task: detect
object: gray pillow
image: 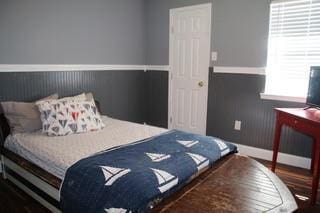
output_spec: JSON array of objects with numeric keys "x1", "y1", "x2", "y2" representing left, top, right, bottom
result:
[{"x1": 1, "y1": 94, "x2": 58, "y2": 133}]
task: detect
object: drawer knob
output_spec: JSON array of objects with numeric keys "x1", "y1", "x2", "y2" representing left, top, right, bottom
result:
[{"x1": 294, "y1": 120, "x2": 298, "y2": 124}]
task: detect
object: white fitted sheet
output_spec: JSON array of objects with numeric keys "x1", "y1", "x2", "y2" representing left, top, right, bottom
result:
[{"x1": 4, "y1": 116, "x2": 168, "y2": 179}]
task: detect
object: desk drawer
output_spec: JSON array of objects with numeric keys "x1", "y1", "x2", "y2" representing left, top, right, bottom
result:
[{"x1": 279, "y1": 113, "x2": 318, "y2": 135}]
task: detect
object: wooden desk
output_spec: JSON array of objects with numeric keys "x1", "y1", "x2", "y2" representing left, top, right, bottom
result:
[
  {"x1": 157, "y1": 155, "x2": 297, "y2": 212},
  {"x1": 271, "y1": 108, "x2": 320, "y2": 205}
]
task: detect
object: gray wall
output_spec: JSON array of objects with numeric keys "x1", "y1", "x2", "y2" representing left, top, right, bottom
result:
[
  {"x1": 145, "y1": 0, "x2": 270, "y2": 67},
  {"x1": 0, "y1": 0, "x2": 146, "y2": 64}
]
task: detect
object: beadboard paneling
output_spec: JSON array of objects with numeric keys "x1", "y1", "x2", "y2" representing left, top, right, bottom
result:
[
  {"x1": 207, "y1": 68, "x2": 312, "y2": 158},
  {"x1": 0, "y1": 71, "x2": 146, "y2": 124},
  {"x1": 0, "y1": 69, "x2": 313, "y2": 158},
  {"x1": 145, "y1": 71, "x2": 169, "y2": 128},
  {"x1": 143, "y1": 68, "x2": 313, "y2": 158}
]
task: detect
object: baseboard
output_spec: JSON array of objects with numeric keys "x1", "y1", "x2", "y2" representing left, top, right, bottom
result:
[{"x1": 234, "y1": 143, "x2": 311, "y2": 169}]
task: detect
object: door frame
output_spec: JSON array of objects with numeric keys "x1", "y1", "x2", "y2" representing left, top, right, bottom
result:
[{"x1": 168, "y1": 3, "x2": 212, "y2": 133}]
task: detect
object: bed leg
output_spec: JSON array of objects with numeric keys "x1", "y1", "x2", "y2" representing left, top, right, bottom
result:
[{"x1": 1, "y1": 155, "x2": 7, "y2": 179}]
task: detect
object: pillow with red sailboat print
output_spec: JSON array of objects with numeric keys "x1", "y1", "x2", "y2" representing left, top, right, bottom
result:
[{"x1": 36, "y1": 99, "x2": 105, "y2": 136}]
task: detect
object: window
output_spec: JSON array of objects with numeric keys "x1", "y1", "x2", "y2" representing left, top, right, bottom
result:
[{"x1": 265, "y1": 0, "x2": 320, "y2": 100}]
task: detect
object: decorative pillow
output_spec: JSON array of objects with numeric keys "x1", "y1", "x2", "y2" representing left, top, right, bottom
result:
[
  {"x1": 59, "y1": 93, "x2": 86, "y2": 101},
  {"x1": 1, "y1": 94, "x2": 59, "y2": 133},
  {"x1": 85, "y1": 92, "x2": 94, "y2": 101},
  {"x1": 37, "y1": 99, "x2": 105, "y2": 136}
]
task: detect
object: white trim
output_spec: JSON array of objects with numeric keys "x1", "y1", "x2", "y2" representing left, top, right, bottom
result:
[
  {"x1": 272, "y1": 0, "x2": 296, "y2": 4},
  {"x1": 145, "y1": 65, "x2": 170, "y2": 71},
  {"x1": 234, "y1": 143, "x2": 311, "y2": 169},
  {"x1": 168, "y1": 9, "x2": 174, "y2": 130},
  {"x1": 0, "y1": 64, "x2": 147, "y2": 72},
  {"x1": 6, "y1": 174, "x2": 61, "y2": 213},
  {"x1": 3, "y1": 157, "x2": 60, "y2": 201},
  {"x1": 260, "y1": 93, "x2": 306, "y2": 103},
  {"x1": 213, "y1": 66, "x2": 266, "y2": 75},
  {"x1": 0, "y1": 64, "x2": 172, "y2": 72}
]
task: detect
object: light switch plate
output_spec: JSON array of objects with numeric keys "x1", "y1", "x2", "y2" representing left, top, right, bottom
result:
[
  {"x1": 211, "y1": 52, "x2": 217, "y2": 61},
  {"x1": 234, "y1": 120, "x2": 241, "y2": 131}
]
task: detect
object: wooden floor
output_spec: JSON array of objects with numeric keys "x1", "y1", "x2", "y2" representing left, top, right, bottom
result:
[
  {"x1": 256, "y1": 159, "x2": 320, "y2": 213},
  {"x1": 0, "y1": 159, "x2": 320, "y2": 212}
]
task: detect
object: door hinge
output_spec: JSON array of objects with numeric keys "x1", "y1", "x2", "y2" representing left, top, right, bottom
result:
[
  {"x1": 170, "y1": 117, "x2": 173, "y2": 123},
  {"x1": 171, "y1": 26, "x2": 174, "y2": 34},
  {"x1": 171, "y1": 73, "x2": 173, "y2": 80}
]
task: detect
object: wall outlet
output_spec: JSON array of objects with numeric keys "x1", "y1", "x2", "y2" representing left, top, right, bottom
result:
[
  {"x1": 211, "y1": 52, "x2": 217, "y2": 61},
  {"x1": 234, "y1": 120, "x2": 241, "y2": 131}
]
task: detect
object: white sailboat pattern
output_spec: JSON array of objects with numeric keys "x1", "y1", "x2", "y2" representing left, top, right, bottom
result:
[
  {"x1": 146, "y1": 153, "x2": 171, "y2": 162},
  {"x1": 215, "y1": 139, "x2": 230, "y2": 157},
  {"x1": 177, "y1": 140, "x2": 199, "y2": 148},
  {"x1": 104, "y1": 208, "x2": 131, "y2": 213},
  {"x1": 100, "y1": 166, "x2": 131, "y2": 186},
  {"x1": 151, "y1": 168, "x2": 178, "y2": 193},
  {"x1": 186, "y1": 153, "x2": 210, "y2": 171}
]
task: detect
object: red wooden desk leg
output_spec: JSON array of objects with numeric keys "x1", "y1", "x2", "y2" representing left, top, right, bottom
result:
[
  {"x1": 271, "y1": 115, "x2": 282, "y2": 172},
  {"x1": 311, "y1": 138, "x2": 320, "y2": 205},
  {"x1": 311, "y1": 139, "x2": 316, "y2": 173}
]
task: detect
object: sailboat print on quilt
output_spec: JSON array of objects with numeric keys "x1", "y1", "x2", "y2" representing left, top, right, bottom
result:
[
  {"x1": 215, "y1": 139, "x2": 230, "y2": 157},
  {"x1": 176, "y1": 140, "x2": 199, "y2": 147},
  {"x1": 151, "y1": 168, "x2": 178, "y2": 193},
  {"x1": 104, "y1": 208, "x2": 131, "y2": 213},
  {"x1": 146, "y1": 153, "x2": 171, "y2": 162},
  {"x1": 186, "y1": 153, "x2": 210, "y2": 171},
  {"x1": 100, "y1": 166, "x2": 131, "y2": 186}
]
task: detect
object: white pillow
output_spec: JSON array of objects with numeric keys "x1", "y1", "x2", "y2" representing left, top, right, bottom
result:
[
  {"x1": 37, "y1": 99, "x2": 105, "y2": 136},
  {"x1": 59, "y1": 93, "x2": 86, "y2": 101},
  {"x1": 58, "y1": 92, "x2": 94, "y2": 101},
  {"x1": 85, "y1": 92, "x2": 94, "y2": 101}
]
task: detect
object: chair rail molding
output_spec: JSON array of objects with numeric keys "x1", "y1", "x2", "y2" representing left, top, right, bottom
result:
[
  {"x1": 214, "y1": 66, "x2": 266, "y2": 75},
  {"x1": 0, "y1": 64, "x2": 150, "y2": 72}
]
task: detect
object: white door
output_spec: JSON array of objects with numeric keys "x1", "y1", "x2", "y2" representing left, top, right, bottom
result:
[{"x1": 169, "y1": 3, "x2": 211, "y2": 135}]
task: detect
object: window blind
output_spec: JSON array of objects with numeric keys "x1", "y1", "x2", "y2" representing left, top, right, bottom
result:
[{"x1": 265, "y1": 0, "x2": 320, "y2": 98}]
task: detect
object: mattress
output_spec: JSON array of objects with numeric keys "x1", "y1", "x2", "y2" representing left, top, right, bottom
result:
[{"x1": 4, "y1": 116, "x2": 168, "y2": 179}]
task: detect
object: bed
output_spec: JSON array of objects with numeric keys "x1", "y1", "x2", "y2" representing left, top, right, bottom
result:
[{"x1": 0, "y1": 106, "x2": 297, "y2": 212}]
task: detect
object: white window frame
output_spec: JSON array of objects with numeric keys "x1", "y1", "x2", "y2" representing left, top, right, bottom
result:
[{"x1": 261, "y1": 0, "x2": 320, "y2": 103}]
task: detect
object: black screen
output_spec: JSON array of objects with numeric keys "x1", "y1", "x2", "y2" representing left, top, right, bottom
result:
[{"x1": 307, "y1": 67, "x2": 320, "y2": 107}]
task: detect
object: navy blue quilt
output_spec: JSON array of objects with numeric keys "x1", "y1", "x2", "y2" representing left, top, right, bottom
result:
[{"x1": 60, "y1": 130, "x2": 237, "y2": 213}]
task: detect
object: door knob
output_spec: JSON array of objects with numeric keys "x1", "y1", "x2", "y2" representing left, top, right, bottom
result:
[{"x1": 198, "y1": 81, "x2": 204, "y2": 87}]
